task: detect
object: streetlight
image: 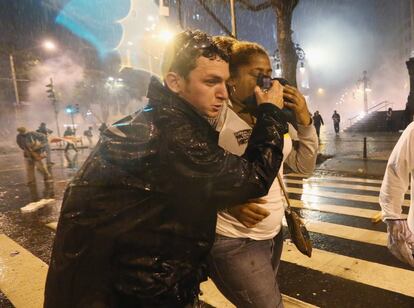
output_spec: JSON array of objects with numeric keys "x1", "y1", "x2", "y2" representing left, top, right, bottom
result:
[
  {"x1": 43, "y1": 40, "x2": 57, "y2": 51},
  {"x1": 9, "y1": 39, "x2": 58, "y2": 117},
  {"x1": 295, "y1": 43, "x2": 306, "y2": 73},
  {"x1": 357, "y1": 70, "x2": 370, "y2": 113},
  {"x1": 272, "y1": 43, "x2": 306, "y2": 77},
  {"x1": 271, "y1": 49, "x2": 282, "y2": 78},
  {"x1": 158, "y1": 30, "x2": 174, "y2": 43}
]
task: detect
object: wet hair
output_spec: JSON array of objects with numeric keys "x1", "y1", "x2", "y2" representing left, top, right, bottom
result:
[
  {"x1": 213, "y1": 36, "x2": 238, "y2": 55},
  {"x1": 17, "y1": 127, "x2": 27, "y2": 133},
  {"x1": 227, "y1": 41, "x2": 269, "y2": 77},
  {"x1": 161, "y1": 30, "x2": 229, "y2": 79}
]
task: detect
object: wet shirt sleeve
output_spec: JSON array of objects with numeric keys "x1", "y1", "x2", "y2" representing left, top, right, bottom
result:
[
  {"x1": 284, "y1": 123, "x2": 318, "y2": 175},
  {"x1": 380, "y1": 123, "x2": 414, "y2": 220}
]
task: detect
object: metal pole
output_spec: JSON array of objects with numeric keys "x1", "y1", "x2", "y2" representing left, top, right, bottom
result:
[
  {"x1": 54, "y1": 103, "x2": 61, "y2": 137},
  {"x1": 230, "y1": 0, "x2": 237, "y2": 38},
  {"x1": 363, "y1": 71, "x2": 368, "y2": 113},
  {"x1": 363, "y1": 137, "x2": 367, "y2": 159},
  {"x1": 49, "y1": 78, "x2": 61, "y2": 137},
  {"x1": 9, "y1": 54, "x2": 20, "y2": 121},
  {"x1": 70, "y1": 112, "x2": 75, "y2": 134}
]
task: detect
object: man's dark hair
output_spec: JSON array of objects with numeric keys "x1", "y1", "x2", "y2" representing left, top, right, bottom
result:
[{"x1": 162, "y1": 30, "x2": 229, "y2": 78}]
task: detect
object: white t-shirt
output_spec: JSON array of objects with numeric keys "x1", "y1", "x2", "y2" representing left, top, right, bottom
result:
[{"x1": 216, "y1": 108, "x2": 292, "y2": 240}]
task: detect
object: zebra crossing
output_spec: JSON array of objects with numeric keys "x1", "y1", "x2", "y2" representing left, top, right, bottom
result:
[
  {"x1": 0, "y1": 173, "x2": 413, "y2": 307},
  {"x1": 280, "y1": 173, "x2": 414, "y2": 307}
]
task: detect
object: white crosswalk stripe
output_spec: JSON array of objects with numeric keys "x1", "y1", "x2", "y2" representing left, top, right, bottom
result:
[
  {"x1": 282, "y1": 245, "x2": 414, "y2": 298},
  {"x1": 287, "y1": 186, "x2": 410, "y2": 206},
  {"x1": 286, "y1": 173, "x2": 384, "y2": 184},
  {"x1": 286, "y1": 178, "x2": 382, "y2": 192},
  {"x1": 0, "y1": 234, "x2": 46, "y2": 308},
  {"x1": 281, "y1": 173, "x2": 414, "y2": 300},
  {"x1": 282, "y1": 220, "x2": 387, "y2": 246},
  {"x1": 290, "y1": 199, "x2": 394, "y2": 219}
]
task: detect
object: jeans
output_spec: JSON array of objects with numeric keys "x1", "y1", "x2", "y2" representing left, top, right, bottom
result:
[{"x1": 207, "y1": 231, "x2": 284, "y2": 308}]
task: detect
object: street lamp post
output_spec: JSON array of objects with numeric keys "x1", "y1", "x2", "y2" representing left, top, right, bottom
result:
[
  {"x1": 9, "y1": 40, "x2": 58, "y2": 126},
  {"x1": 46, "y1": 78, "x2": 61, "y2": 137},
  {"x1": 272, "y1": 43, "x2": 306, "y2": 78},
  {"x1": 9, "y1": 54, "x2": 20, "y2": 119},
  {"x1": 271, "y1": 49, "x2": 282, "y2": 77},
  {"x1": 295, "y1": 43, "x2": 306, "y2": 73},
  {"x1": 358, "y1": 70, "x2": 370, "y2": 113}
]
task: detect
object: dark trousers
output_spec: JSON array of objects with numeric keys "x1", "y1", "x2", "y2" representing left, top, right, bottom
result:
[
  {"x1": 334, "y1": 122, "x2": 340, "y2": 133},
  {"x1": 314, "y1": 124, "x2": 321, "y2": 137},
  {"x1": 386, "y1": 120, "x2": 392, "y2": 131}
]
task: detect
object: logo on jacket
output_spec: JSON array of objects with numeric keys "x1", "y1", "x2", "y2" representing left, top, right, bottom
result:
[{"x1": 234, "y1": 129, "x2": 252, "y2": 145}]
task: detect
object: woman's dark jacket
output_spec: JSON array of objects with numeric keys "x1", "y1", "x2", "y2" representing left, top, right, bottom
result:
[{"x1": 44, "y1": 77, "x2": 288, "y2": 307}]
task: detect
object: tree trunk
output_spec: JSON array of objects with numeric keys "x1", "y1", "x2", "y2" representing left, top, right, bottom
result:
[{"x1": 272, "y1": 0, "x2": 298, "y2": 87}]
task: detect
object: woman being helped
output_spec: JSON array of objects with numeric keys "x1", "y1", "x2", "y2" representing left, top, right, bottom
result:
[{"x1": 208, "y1": 38, "x2": 318, "y2": 308}]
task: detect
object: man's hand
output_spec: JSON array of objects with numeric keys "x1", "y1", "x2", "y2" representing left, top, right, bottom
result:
[
  {"x1": 283, "y1": 85, "x2": 311, "y2": 125},
  {"x1": 228, "y1": 198, "x2": 270, "y2": 228},
  {"x1": 386, "y1": 219, "x2": 414, "y2": 267}
]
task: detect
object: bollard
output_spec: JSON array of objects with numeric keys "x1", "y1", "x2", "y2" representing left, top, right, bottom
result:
[{"x1": 363, "y1": 137, "x2": 367, "y2": 159}]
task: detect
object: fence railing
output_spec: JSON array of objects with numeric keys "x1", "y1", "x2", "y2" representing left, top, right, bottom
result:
[{"x1": 348, "y1": 101, "x2": 393, "y2": 127}]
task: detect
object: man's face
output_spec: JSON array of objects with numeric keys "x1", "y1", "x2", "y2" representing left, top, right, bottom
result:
[{"x1": 177, "y1": 56, "x2": 229, "y2": 118}]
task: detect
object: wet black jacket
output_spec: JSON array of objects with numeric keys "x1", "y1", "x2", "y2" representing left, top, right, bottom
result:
[{"x1": 44, "y1": 77, "x2": 288, "y2": 308}]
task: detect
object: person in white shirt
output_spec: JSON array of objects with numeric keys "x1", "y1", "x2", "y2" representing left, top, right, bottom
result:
[
  {"x1": 379, "y1": 122, "x2": 414, "y2": 267},
  {"x1": 207, "y1": 38, "x2": 318, "y2": 308}
]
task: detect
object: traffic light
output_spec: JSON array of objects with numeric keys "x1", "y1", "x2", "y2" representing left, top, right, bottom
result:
[
  {"x1": 65, "y1": 104, "x2": 80, "y2": 114},
  {"x1": 65, "y1": 105, "x2": 74, "y2": 114},
  {"x1": 46, "y1": 79, "x2": 57, "y2": 102}
]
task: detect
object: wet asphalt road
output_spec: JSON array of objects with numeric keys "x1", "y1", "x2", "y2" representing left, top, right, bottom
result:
[{"x1": 0, "y1": 136, "x2": 413, "y2": 307}]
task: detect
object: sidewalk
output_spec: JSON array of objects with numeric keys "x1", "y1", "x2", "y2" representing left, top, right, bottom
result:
[{"x1": 314, "y1": 130, "x2": 401, "y2": 178}]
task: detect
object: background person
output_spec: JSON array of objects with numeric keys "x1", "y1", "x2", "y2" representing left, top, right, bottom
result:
[
  {"x1": 332, "y1": 110, "x2": 341, "y2": 134},
  {"x1": 16, "y1": 127, "x2": 54, "y2": 201},
  {"x1": 386, "y1": 107, "x2": 393, "y2": 132},
  {"x1": 83, "y1": 126, "x2": 93, "y2": 148},
  {"x1": 63, "y1": 126, "x2": 78, "y2": 152},
  {"x1": 313, "y1": 110, "x2": 324, "y2": 138},
  {"x1": 36, "y1": 122, "x2": 54, "y2": 166}
]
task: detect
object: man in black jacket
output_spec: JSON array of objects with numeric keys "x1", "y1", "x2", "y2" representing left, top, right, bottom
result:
[
  {"x1": 313, "y1": 110, "x2": 324, "y2": 138},
  {"x1": 45, "y1": 30, "x2": 288, "y2": 308}
]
